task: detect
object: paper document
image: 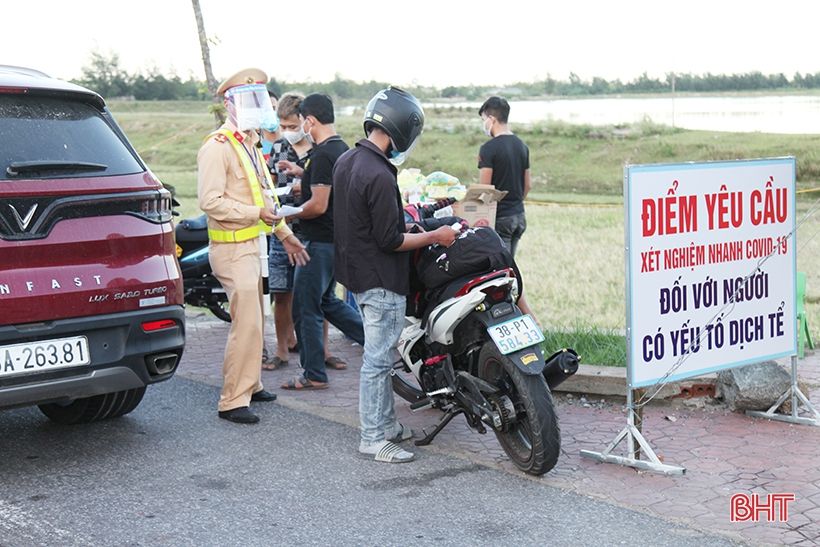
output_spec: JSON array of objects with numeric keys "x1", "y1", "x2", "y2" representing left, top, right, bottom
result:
[
  {"x1": 275, "y1": 186, "x2": 292, "y2": 197},
  {"x1": 275, "y1": 205, "x2": 303, "y2": 217}
]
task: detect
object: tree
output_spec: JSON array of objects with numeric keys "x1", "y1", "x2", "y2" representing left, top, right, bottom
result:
[
  {"x1": 191, "y1": 0, "x2": 222, "y2": 125},
  {"x1": 78, "y1": 51, "x2": 130, "y2": 98}
]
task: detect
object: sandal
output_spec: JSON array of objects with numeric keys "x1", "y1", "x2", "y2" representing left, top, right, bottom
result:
[
  {"x1": 281, "y1": 376, "x2": 328, "y2": 390},
  {"x1": 324, "y1": 356, "x2": 348, "y2": 370},
  {"x1": 358, "y1": 440, "x2": 414, "y2": 463},
  {"x1": 387, "y1": 423, "x2": 413, "y2": 443},
  {"x1": 262, "y1": 356, "x2": 288, "y2": 371}
]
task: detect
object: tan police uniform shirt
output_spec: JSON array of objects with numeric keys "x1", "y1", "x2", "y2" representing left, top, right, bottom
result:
[{"x1": 197, "y1": 120, "x2": 293, "y2": 241}]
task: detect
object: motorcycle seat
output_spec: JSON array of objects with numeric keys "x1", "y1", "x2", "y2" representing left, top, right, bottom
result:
[{"x1": 180, "y1": 214, "x2": 208, "y2": 231}]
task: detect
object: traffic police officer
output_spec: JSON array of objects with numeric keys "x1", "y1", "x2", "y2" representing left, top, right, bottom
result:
[{"x1": 198, "y1": 68, "x2": 309, "y2": 424}]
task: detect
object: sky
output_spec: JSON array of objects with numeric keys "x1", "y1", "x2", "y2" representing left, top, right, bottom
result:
[{"x1": 4, "y1": 0, "x2": 820, "y2": 87}]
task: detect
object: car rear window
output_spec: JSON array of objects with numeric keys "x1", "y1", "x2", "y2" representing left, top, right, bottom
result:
[{"x1": 0, "y1": 94, "x2": 143, "y2": 180}]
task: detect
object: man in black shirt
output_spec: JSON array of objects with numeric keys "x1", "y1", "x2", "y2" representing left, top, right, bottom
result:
[
  {"x1": 334, "y1": 87, "x2": 457, "y2": 463},
  {"x1": 282, "y1": 93, "x2": 364, "y2": 391},
  {"x1": 478, "y1": 96, "x2": 531, "y2": 257}
]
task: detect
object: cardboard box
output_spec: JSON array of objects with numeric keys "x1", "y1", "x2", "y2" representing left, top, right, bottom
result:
[{"x1": 452, "y1": 184, "x2": 507, "y2": 228}]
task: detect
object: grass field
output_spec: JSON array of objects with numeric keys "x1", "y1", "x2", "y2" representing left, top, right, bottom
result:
[{"x1": 109, "y1": 100, "x2": 820, "y2": 365}]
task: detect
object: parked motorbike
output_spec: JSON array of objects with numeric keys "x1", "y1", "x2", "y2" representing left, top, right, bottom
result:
[
  {"x1": 391, "y1": 201, "x2": 578, "y2": 476},
  {"x1": 175, "y1": 215, "x2": 231, "y2": 322}
]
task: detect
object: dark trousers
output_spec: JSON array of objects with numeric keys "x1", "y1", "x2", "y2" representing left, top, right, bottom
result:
[
  {"x1": 292, "y1": 241, "x2": 364, "y2": 383},
  {"x1": 495, "y1": 212, "x2": 527, "y2": 258}
]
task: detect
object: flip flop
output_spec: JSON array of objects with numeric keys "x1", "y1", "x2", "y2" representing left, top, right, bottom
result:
[
  {"x1": 281, "y1": 376, "x2": 328, "y2": 390},
  {"x1": 262, "y1": 356, "x2": 288, "y2": 371},
  {"x1": 324, "y1": 356, "x2": 347, "y2": 370}
]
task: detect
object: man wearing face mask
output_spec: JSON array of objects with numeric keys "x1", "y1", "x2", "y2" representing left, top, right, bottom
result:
[
  {"x1": 262, "y1": 93, "x2": 310, "y2": 370},
  {"x1": 198, "y1": 68, "x2": 310, "y2": 424},
  {"x1": 260, "y1": 90, "x2": 280, "y2": 162},
  {"x1": 477, "y1": 96, "x2": 531, "y2": 258},
  {"x1": 333, "y1": 87, "x2": 458, "y2": 463},
  {"x1": 281, "y1": 93, "x2": 365, "y2": 391}
]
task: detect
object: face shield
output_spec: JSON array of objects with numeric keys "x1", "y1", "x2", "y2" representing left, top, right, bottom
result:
[{"x1": 224, "y1": 84, "x2": 278, "y2": 132}]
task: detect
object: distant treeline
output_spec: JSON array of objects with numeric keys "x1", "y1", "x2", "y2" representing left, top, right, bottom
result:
[{"x1": 74, "y1": 52, "x2": 820, "y2": 101}]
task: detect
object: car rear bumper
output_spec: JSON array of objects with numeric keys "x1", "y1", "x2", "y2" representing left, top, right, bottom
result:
[{"x1": 0, "y1": 306, "x2": 185, "y2": 410}]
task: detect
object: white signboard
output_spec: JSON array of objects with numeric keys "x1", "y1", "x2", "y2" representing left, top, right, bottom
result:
[{"x1": 626, "y1": 158, "x2": 796, "y2": 388}]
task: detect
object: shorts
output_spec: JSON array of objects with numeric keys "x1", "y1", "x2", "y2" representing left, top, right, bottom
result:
[{"x1": 268, "y1": 236, "x2": 294, "y2": 293}]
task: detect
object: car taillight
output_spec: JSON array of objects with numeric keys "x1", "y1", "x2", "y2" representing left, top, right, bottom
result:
[
  {"x1": 0, "y1": 87, "x2": 29, "y2": 94},
  {"x1": 141, "y1": 319, "x2": 177, "y2": 332},
  {"x1": 136, "y1": 189, "x2": 173, "y2": 223}
]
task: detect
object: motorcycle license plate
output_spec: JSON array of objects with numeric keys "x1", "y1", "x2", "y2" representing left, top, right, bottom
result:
[
  {"x1": 487, "y1": 315, "x2": 544, "y2": 355},
  {"x1": 0, "y1": 336, "x2": 91, "y2": 379}
]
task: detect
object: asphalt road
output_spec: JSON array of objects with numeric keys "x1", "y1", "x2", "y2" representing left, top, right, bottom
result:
[{"x1": 0, "y1": 378, "x2": 740, "y2": 547}]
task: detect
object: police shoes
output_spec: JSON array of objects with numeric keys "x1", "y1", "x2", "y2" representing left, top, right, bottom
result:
[
  {"x1": 218, "y1": 407, "x2": 260, "y2": 424},
  {"x1": 251, "y1": 389, "x2": 277, "y2": 402}
]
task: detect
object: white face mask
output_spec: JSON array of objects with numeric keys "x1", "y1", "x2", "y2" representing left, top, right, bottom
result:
[
  {"x1": 282, "y1": 127, "x2": 305, "y2": 146},
  {"x1": 482, "y1": 117, "x2": 493, "y2": 137},
  {"x1": 301, "y1": 119, "x2": 315, "y2": 144}
]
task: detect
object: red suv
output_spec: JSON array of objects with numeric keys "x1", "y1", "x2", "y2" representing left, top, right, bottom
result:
[{"x1": 0, "y1": 66, "x2": 185, "y2": 423}]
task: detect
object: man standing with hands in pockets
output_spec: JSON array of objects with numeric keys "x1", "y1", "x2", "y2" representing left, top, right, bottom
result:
[
  {"x1": 198, "y1": 68, "x2": 309, "y2": 424},
  {"x1": 334, "y1": 87, "x2": 457, "y2": 462}
]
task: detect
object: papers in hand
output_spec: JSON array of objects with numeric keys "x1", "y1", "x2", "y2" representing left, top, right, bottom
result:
[
  {"x1": 274, "y1": 205, "x2": 303, "y2": 218},
  {"x1": 275, "y1": 186, "x2": 292, "y2": 197}
]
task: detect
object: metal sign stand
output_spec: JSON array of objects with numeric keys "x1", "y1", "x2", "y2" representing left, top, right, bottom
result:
[
  {"x1": 747, "y1": 355, "x2": 820, "y2": 426},
  {"x1": 580, "y1": 389, "x2": 686, "y2": 475}
]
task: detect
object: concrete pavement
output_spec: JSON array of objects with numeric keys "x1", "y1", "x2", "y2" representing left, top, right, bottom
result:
[
  {"x1": 181, "y1": 309, "x2": 820, "y2": 546},
  {"x1": 0, "y1": 378, "x2": 735, "y2": 546}
]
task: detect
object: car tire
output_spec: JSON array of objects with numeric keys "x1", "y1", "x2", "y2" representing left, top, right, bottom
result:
[{"x1": 37, "y1": 387, "x2": 146, "y2": 425}]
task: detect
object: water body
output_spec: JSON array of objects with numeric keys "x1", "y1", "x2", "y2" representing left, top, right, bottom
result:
[{"x1": 426, "y1": 95, "x2": 820, "y2": 135}]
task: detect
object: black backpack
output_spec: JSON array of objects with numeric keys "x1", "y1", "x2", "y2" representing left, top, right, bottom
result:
[{"x1": 415, "y1": 227, "x2": 513, "y2": 290}]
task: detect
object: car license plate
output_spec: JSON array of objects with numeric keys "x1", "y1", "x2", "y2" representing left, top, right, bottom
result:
[
  {"x1": 0, "y1": 336, "x2": 91, "y2": 378},
  {"x1": 487, "y1": 315, "x2": 545, "y2": 355}
]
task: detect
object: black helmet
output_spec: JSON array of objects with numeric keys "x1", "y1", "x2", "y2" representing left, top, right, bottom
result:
[{"x1": 363, "y1": 87, "x2": 425, "y2": 156}]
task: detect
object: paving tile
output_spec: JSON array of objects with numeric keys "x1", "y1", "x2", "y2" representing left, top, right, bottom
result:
[{"x1": 178, "y1": 310, "x2": 820, "y2": 546}]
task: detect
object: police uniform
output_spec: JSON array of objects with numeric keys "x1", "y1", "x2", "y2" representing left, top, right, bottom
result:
[{"x1": 197, "y1": 68, "x2": 294, "y2": 413}]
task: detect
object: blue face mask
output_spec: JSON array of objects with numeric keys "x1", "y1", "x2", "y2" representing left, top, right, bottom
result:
[
  {"x1": 261, "y1": 111, "x2": 280, "y2": 132},
  {"x1": 388, "y1": 149, "x2": 408, "y2": 166},
  {"x1": 261, "y1": 139, "x2": 273, "y2": 156}
]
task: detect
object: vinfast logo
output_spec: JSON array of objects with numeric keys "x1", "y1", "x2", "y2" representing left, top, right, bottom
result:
[
  {"x1": 8, "y1": 203, "x2": 38, "y2": 231},
  {"x1": 730, "y1": 493, "x2": 795, "y2": 522}
]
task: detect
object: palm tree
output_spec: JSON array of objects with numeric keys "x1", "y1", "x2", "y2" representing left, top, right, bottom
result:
[{"x1": 191, "y1": 0, "x2": 223, "y2": 125}]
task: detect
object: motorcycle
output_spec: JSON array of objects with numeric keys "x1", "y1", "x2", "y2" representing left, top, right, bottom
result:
[
  {"x1": 175, "y1": 214, "x2": 231, "y2": 322},
  {"x1": 391, "y1": 201, "x2": 578, "y2": 476}
]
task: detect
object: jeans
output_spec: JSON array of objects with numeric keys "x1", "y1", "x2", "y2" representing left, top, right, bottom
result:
[
  {"x1": 354, "y1": 288, "x2": 405, "y2": 444},
  {"x1": 268, "y1": 236, "x2": 294, "y2": 293},
  {"x1": 293, "y1": 241, "x2": 364, "y2": 383},
  {"x1": 495, "y1": 211, "x2": 527, "y2": 258}
]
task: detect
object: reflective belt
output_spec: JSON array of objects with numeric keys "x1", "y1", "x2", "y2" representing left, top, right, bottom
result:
[{"x1": 206, "y1": 129, "x2": 284, "y2": 243}]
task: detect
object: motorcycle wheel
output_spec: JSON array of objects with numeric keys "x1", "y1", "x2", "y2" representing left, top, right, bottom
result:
[
  {"x1": 477, "y1": 343, "x2": 560, "y2": 476},
  {"x1": 207, "y1": 301, "x2": 231, "y2": 323}
]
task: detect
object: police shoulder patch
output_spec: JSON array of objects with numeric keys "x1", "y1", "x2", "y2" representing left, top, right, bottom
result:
[{"x1": 213, "y1": 133, "x2": 228, "y2": 143}]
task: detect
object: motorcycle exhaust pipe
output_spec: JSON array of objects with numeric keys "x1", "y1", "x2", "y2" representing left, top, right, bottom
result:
[{"x1": 543, "y1": 348, "x2": 579, "y2": 390}]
